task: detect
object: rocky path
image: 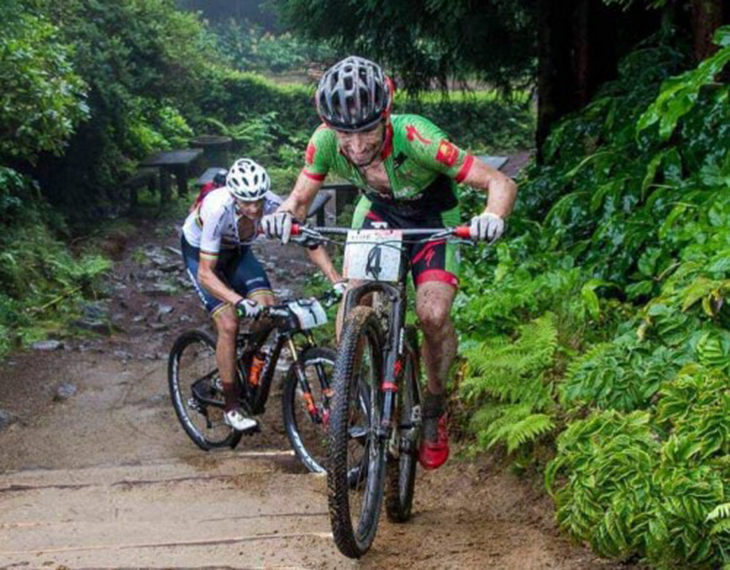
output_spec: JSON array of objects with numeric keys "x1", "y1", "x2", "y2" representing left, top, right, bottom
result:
[{"x1": 0, "y1": 215, "x2": 623, "y2": 569}]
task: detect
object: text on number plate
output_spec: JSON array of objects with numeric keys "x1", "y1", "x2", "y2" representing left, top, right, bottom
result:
[{"x1": 343, "y1": 230, "x2": 403, "y2": 282}]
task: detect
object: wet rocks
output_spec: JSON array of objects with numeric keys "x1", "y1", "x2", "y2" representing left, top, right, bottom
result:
[
  {"x1": 31, "y1": 340, "x2": 64, "y2": 351},
  {"x1": 74, "y1": 301, "x2": 112, "y2": 335},
  {"x1": 113, "y1": 349, "x2": 133, "y2": 361},
  {"x1": 0, "y1": 409, "x2": 15, "y2": 431},
  {"x1": 142, "y1": 282, "x2": 178, "y2": 297},
  {"x1": 54, "y1": 382, "x2": 78, "y2": 402},
  {"x1": 156, "y1": 304, "x2": 174, "y2": 320}
]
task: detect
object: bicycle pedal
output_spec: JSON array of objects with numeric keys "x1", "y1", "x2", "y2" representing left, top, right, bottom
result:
[{"x1": 243, "y1": 422, "x2": 262, "y2": 436}]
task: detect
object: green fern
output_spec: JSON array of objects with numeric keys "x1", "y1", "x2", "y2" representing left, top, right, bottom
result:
[
  {"x1": 463, "y1": 312, "x2": 559, "y2": 452},
  {"x1": 506, "y1": 414, "x2": 555, "y2": 453}
]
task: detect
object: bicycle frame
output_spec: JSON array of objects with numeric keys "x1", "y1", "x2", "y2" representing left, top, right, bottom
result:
[{"x1": 236, "y1": 325, "x2": 318, "y2": 415}]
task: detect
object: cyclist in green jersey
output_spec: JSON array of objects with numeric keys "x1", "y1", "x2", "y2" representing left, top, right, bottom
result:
[{"x1": 262, "y1": 56, "x2": 518, "y2": 470}]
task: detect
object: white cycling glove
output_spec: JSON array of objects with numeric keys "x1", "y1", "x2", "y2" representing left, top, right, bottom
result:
[
  {"x1": 235, "y1": 298, "x2": 261, "y2": 320},
  {"x1": 469, "y1": 212, "x2": 505, "y2": 243},
  {"x1": 261, "y1": 212, "x2": 293, "y2": 244}
]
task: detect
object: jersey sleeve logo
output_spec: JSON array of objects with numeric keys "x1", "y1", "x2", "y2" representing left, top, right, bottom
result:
[
  {"x1": 406, "y1": 125, "x2": 432, "y2": 145},
  {"x1": 435, "y1": 140, "x2": 459, "y2": 167},
  {"x1": 305, "y1": 142, "x2": 316, "y2": 165}
]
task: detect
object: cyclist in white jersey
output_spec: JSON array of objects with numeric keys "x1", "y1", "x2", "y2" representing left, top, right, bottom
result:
[{"x1": 181, "y1": 158, "x2": 341, "y2": 431}]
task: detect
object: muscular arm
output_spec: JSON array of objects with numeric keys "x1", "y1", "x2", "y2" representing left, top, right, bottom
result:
[
  {"x1": 462, "y1": 158, "x2": 518, "y2": 218},
  {"x1": 198, "y1": 257, "x2": 244, "y2": 306},
  {"x1": 277, "y1": 171, "x2": 324, "y2": 221}
]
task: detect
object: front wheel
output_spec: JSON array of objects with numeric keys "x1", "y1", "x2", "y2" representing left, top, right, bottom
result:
[
  {"x1": 327, "y1": 306, "x2": 387, "y2": 558},
  {"x1": 168, "y1": 330, "x2": 242, "y2": 450},
  {"x1": 282, "y1": 347, "x2": 336, "y2": 473}
]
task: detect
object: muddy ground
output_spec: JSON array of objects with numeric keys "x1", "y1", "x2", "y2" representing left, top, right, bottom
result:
[{"x1": 0, "y1": 208, "x2": 632, "y2": 569}]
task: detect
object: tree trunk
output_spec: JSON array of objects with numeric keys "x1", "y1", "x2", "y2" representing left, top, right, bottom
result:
[
  {"x1": 536, "y1": 2, "x2": 662, "y2": 162},
  {"x1": 692, "y1": 0, "x2": 725, "y2": 62},
  {"x1": 536, "y1": 0, "x2": 578, "y2": 161}
]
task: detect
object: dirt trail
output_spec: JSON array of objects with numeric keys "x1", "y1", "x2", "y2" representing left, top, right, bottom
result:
[{"x1": 0, "y1": 215, "x2": 622, "y2": 569}]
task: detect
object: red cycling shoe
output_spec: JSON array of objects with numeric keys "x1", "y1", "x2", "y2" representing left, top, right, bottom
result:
[{"x1": 419, "y1": 414, "x2": 449, "y2": 470}]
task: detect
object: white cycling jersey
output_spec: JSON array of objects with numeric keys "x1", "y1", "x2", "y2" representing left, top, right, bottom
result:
[{"x1": 182, "y1": 188, "x2": 282, "y2": 257}]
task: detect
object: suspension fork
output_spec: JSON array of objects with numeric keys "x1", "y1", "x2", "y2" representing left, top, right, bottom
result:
[
  {"x1": 289, "y1": 332, "x2": 328, "y2": 423},
  {"x1": 379, "y1": 285, "x2": 407, "y2": 437}
]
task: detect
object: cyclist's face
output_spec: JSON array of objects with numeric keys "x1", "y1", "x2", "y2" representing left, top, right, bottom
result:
[
  {"x1": 235, "y1": 198, "x2": 264, "y2": 220},
  {"x1": 335, "y1": 122, "x2": 385, "y2": 166}
]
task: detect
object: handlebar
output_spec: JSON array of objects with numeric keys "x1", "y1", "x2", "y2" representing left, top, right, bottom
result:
[
  {"x1": 290, "y1": 224, "x2": 472, "y2": 241},
  {"x1": 256, "y1": 288, "x2": 341, "y2": 321}
]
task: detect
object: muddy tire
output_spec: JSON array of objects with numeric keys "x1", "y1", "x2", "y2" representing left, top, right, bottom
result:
[
  {"x1": 385, "y1": 326, "x2": 421, "y2": 523},
  {"x1": 168, "y1": 330, "x2": 242, "y2": 450},
  {"x1": 327, "y1": 306, "x2": 387, "y2": 558},
  {"x1": 282, "y1": 347, "x2": 336, "y2": 473}
]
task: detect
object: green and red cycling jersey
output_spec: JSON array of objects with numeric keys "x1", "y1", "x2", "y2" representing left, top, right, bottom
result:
[
  {"x1": 302, "y1": 114, "x2": 475, "y2": 287},
  {"x1": 302, "y1": 114, "x2": 474, "y2": 219}
]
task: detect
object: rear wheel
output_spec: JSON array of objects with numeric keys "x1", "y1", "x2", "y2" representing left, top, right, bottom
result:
[
  {"x1": 168, "y1": 330, "x2": 242, "y2": 450},
  {"x1": 282, "y1": 347, "x2": 336, "y2": 473},
  {"x1": 327, "y1": 306, "x2": 387, "y2": 558},
  {"x1": 385, "y1": 326, "x2": 421, "y2": 522}
]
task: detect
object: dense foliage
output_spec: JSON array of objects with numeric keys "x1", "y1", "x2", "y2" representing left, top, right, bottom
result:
[
  {"x1": 34, "y1": 0, "x2": 216, "y2": 212},
  {"x1": 276, "y1": 0, "x2": 535, "y2": 91},
  {"x1": 458, "y1": 28, "x2": 729, "y2": 568},
  {"x1": 210, "y1": 18, "x2": 335, "y2": 73},
  {"x1": 0, "y1": 1, "x2": 88, "y2": 163}
]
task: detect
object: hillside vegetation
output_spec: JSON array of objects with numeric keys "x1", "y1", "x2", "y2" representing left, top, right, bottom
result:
[{"x1": 457, "y1": 28, "x2": 729, "y2": 568}]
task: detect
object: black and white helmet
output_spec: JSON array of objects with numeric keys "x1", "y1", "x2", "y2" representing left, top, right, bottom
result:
[
  {"x1": 316, "y1": 56, "x2": 391, "y2": 132},
  {"x1": 226, "y1": 158, "x2": 270, "y2": 201}
]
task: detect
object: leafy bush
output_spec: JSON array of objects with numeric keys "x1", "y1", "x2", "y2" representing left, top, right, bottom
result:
[
  {"x1": 547, "y1": 366, "x2": 729, "y2": 567},
  {"x1": 458, "y1": 26, "x2": 730, "y2": 568},
  {"x1": 560, "y1": 338, "x2": 686, "y2": 412},
  {"x1": 0, "y1": 167, "x2": 111, "y2": 357},
  {"x1": 29, "y1": 0, "x2": 217, "y2": 216},
  {"x1": 212, "y1": 18, "x2": 335, "y2": 73},
  {"x1": 0, "y1": 1, "x2": 88, "y2": 162}
]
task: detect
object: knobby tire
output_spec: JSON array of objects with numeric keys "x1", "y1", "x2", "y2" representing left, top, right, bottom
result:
[
  {"x1": 168, "y1": 330, "x2": 242, "y2": 450},
  {"x1": 327, "y1": 306, "x2": 386, "y2": 558}
]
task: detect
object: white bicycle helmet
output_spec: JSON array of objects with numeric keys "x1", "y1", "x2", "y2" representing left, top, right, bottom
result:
[{"x1": 226, "y1": 158, "x2": 270, "y2": 201}]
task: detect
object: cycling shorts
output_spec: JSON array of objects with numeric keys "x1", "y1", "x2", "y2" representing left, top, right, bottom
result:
[
  {"x1": 181, "y1": 236, "x2": 273, "y2": 317},
  {"x1": 352, "y1": 197, "x2": 460, "y2": 288}
]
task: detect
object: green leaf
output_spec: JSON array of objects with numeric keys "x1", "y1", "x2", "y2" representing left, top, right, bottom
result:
[
  {"x1": 626, "y1": 280, "x2": 654, "y2": 300},
  {"x1": 641, "y1": 150, "x2": 667, "y2": 198}
]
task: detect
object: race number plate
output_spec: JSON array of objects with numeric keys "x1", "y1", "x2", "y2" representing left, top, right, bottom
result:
[
  {"x1": 343, "y1": 230, "x2": 403, "y2": 282},
  {"x1": 288, "y1": 298, "x2": 328, "y2": 330}
]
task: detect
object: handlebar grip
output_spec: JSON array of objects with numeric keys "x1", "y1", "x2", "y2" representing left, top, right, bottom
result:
[{"x1": 454, "y1": 226, "x2": 471, "y2": 239}]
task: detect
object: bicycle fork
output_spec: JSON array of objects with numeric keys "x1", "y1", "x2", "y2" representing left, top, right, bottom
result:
[{"x1": 291, "y1": 333, "x2": 332, "y2": 426}]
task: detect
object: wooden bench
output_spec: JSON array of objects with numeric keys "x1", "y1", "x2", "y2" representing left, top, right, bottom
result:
[
  {"x1": 125, "y1": 167, "x2": 158, "y2": 212},
  {"x1": 140, "y1": 149, "x2": 204, "y2": 208}
]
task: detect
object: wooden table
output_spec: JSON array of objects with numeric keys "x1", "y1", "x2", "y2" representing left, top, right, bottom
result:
[{"x1": 140, "y1": 149, "x2": 203, "y2": 203}]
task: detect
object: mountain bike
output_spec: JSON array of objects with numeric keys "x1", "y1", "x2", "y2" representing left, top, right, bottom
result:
[
  {"x1": 291, "y1": 224, "x2": 472, "y2": 557},
  {"x1": 168, "y1": 292, "x2": 339, "y2": 473}
]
